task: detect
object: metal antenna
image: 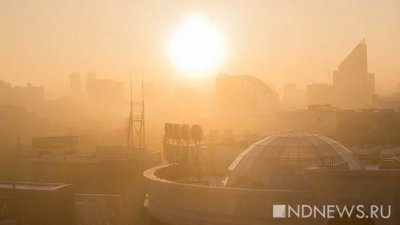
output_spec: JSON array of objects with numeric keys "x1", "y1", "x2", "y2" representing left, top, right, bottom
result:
[
  {"x1": 126, "y1": 68, "x2": 146, "y2": 153},
  {"x1": 17, "y1": 124, "x2": 20, "y2": 152},
  {"x1": 127, "y1": 70, "x2": 134, "y2": 152},
  {"x1": 141, "y1": 67, "x2": 146, "y2": 149}
]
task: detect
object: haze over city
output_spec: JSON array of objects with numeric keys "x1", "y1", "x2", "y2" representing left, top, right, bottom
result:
[
  {"x1": 1, "y1": 1, "x2": 400, "y2": 225},
  {"x1": 2, "y1": 0, "x2": 400, "y2": 95}
]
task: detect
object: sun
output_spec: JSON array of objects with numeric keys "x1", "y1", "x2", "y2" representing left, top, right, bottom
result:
[{"x1": 167, "y1": 14, "x2": 226, "y2": 77}]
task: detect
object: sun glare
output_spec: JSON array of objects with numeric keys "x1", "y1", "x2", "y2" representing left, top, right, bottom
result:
[{"x1": 167, "y1": 14, "x2": 226, "y2": 77}]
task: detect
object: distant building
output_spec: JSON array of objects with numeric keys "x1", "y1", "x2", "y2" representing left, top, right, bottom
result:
[
  {"x1": 69, "y1": 72, "x2": 81, "y2": 94},
  {"x1": 85, "y1": 76, "x2": 124, "y2": 104},
  {"x1": 307, "y1": 83, "x2": 333, "y2": 106},
  {"x1": 333, "y1": 39, "x2": 375, "y2": 109},
  {"x1": 214, "y1": 74, "x2": 278, "y2": 115},
  {"x1": 26, "y1": 149, "x2": 161, "y2": 224},
  {"x1": 0, "y1": 105, "x2": 46, "y2": 150},
  {"x1": 278, "y1": 104, "x2": 337, "y2": 133},
  {"x1": 281, "y1": 83, "x2": 306, "y2": 110},
  {"x1": 375, "y1": 93, "x2": 400, "y2": 109},
  {"x1": 0, "y1": 182, "x2": 75, "y2": 225},
  {"x1": 212, "y1": 74, "x2": 279, "y2": 131},
  {"x1": 85, "y1": 72, "x2": 96, "y2": 89},
  {"x1": 276, "y1": 106, "x2": 400, "y2": 145},
  {"x1": 336, "y1": 109, "x2": 400, "y2": 134},
  {"x1": 0, "y1": 81, "x2": 44, "y2": 108},
  {"x1": 32, "y1": 135, "x2": 79, "y2": 155}
]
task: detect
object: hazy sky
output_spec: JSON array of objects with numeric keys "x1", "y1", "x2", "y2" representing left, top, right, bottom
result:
[{"x1": 1, "y1": 0, "x2": 400, "y2": 94}]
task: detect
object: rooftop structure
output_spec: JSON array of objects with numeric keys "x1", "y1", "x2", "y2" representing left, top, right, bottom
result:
[
  {"x1": 214, "y1": 75, "x2": 278, "y2": 116},
  {"x1": 212, "y1": 74, "x2": 279, "y2": 131},
  {"x1": 223, "y1": 132, "x2": 362, "y2": 189},
  {"x1": 0, "y1": 182, "x2": 74, "y2": 225},
  {"x1": 144, "y1": 132, "x2": 400, "y2": 225}
]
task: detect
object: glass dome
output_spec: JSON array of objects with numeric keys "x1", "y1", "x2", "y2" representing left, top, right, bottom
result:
[{"x1": 223, "y1": 132, "x2": 362, "y2": 190}]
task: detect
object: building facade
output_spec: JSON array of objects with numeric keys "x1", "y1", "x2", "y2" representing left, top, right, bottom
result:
[{"x1": 333, "y1": 39, "x2": 375, "y2": 109}]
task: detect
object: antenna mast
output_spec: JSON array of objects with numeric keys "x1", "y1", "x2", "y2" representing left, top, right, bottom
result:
[
  {"x1": 126, "y1": 68, "x2": 146, "y2": 153},
  {"x1": 127, "y1": 71, "x2": 134, "y2": 152},
  {"x1": 141, "y1": 68, "x2": 146, "y2": 149}
]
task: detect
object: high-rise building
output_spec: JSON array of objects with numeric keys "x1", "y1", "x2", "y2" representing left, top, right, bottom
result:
[
  {"x1": 333, "y1": 39, "x2": 375, "y2": 109},
  {"x1": 69, "y1": 72, "x2": 81, "y2": 94}
]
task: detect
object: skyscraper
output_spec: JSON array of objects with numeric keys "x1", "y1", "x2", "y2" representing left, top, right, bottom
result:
[{"x1": 333, "y1": 39, "x2": 375, "y2": 109}]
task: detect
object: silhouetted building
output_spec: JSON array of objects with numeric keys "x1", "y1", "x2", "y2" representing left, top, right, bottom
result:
[
  {"x1": 69, "y1": 72, "x2": 81, "y2": 94},
  {"x1": 212, "y1": 74, "x2": 279, "y2": 131},
  {"x1": 32, "y1": 135, "x2": 79, "y2": 155},
  {"x1": 307, "y1": 83, "x2": 333, "y2": 106},
  {"x1": 85, "y1": 77, "x2": 124, "y2": 104},
  {"x1": 0, "y1": 182, "x2": 75, "y2": 225},
  {"x1": 375, "y1": 93, "x2": 400, "y2": 109},
  {"x1": 337, "y1": 109, "x2": 400, "y2": 134},
  {"x1": 281, "y1": 83, "x2": 306, "y2": 110},
  {"x1": 85, "y1": 73, "x2": 96, "y2": 88},
  {"x1": 0, "y1": 105, "x2": 46, "y2": 151},
  {"x1": 278, "y1": 104, "x2": 337, "y2": 133},
  {"x1": 333, "y1": 39, "x2": 375, "y2": 109},
  {"x1": 27, "y1": 150, "x2": 161, "y2": 224},
  {"x1": 277, "y1": 107, "x2": 400, "y2": 145},
  {"x1": 214, "y1": 74, "x2": 278, "y2": 115},
  {"x1": 0, "y1": 81, "x2": 44, "y2": 108}
]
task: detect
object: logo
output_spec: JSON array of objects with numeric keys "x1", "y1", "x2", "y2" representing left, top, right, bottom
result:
[
  {"x1": 272, "y1": 204, "x2": 391, "y2": 219},
  {"x1": 272, "y1": 205, "x2": 287, "y2": 218}
]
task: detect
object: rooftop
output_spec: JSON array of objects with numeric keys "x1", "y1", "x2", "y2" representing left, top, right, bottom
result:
[{"x1": 223, "y1": 132, "x2": 363, "y2": 190}]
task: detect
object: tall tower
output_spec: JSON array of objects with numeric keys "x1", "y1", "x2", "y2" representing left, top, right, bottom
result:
[
  {"x1": 333, "y1": 39, "x2": 375, "y2": 109},
  {"x1": 127, "y1": 70, "x2": 146, "y2": 153}
]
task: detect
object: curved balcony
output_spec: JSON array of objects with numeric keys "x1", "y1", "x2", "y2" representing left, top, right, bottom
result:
[{"x1": 143, "y1": 165, "x2": 313, "y2": 225}]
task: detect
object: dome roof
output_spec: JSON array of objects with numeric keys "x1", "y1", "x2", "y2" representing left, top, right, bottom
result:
[
  {"x1": 223, "y1": 132, "x2": 363, "y2": 190},
  {"x1": 214, "y1": 75, "x2": 278, "y2": 115}
]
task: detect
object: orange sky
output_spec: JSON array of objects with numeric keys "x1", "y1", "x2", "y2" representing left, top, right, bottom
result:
[{"x1": 1, "y1": 0, "x2": 400, "y2": 95}]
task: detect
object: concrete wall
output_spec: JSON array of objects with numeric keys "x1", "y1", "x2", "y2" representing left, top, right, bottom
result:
[
  {"x1": 144, "y1": 165, "x2": 314, "y2": 225},
  {"x1": 0, "y1": 182, "x2": 75, "y2": 225},
  {"x1": 145, "y1": 166, "x2": 400, "y2": 225},
  {"x1": 306, "y1": 169, "x2": 400, "y2": 225}
]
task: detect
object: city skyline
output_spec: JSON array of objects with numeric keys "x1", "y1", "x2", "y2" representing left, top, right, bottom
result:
[
  {"x1": 1, "y1": 2, "x2": 400, "y2": 225},
  {"x1": 1, "y1": 0, "x2": 400, "y2": 95}
]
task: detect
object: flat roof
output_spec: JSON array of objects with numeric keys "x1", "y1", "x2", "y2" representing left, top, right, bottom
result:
[{"x1": 0, "y1": 181, "x2": 72, "y2": 191}]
